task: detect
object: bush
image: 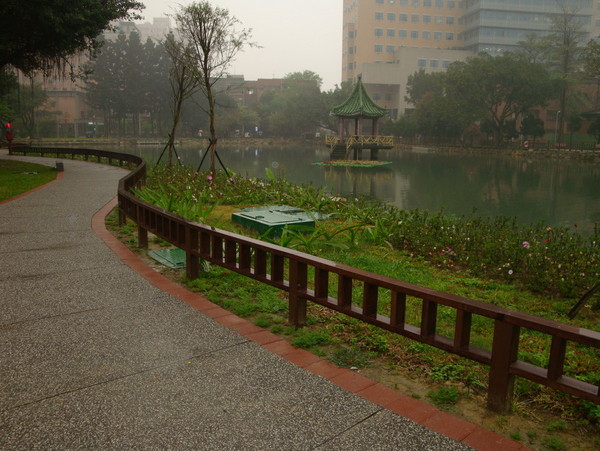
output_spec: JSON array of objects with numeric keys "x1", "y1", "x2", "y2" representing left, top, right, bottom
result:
[{"x1": 139, "y1": 165, "x2": 599, "y2": 300}]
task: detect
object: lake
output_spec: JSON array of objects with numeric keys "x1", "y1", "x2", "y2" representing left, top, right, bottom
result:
[{"x1": 119, "y1": 143, "x2": 600, "y2": 236}]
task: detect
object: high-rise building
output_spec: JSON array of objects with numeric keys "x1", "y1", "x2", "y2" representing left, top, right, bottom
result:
[
  {"x1": 461, "y1": 0, "x2": 598, "y2": 54},
  {"x1": 342, "y1": 0, "x2": 600, "y2": 117}
]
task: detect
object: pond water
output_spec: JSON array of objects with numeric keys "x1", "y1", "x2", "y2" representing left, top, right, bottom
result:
[{"x1": 119, "y1": 143, "x2": 600, "y2": 236}]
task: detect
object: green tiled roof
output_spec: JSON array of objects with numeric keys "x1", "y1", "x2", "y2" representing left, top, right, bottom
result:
[{"x1": 331, "y1": 77, "x2": 388, "y2": 118}]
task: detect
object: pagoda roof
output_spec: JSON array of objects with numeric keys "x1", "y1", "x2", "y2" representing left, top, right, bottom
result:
[{"x1": 331, "y1": 76, "x2": 388, "y2": 118}]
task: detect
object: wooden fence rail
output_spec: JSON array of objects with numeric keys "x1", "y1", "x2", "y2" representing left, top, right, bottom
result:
[{"x1": 10, "y1": 145, "x2": 599, "y2": 414}]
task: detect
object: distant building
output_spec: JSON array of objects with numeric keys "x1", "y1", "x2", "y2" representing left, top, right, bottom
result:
[
  {"x1": 17, "y1": 18, "x2": 174, "y2": 138},
  {"x1": 135, "y1": 17, "x2": 173, "y2": 42},
  {"x1": 461, "y1": 0, "x2": 598, "y2": 54},
  {"x1": 342, "y1": 0, "x2": 600, "y2": 118}
]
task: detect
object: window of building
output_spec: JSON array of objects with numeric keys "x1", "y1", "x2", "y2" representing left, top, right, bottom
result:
[
  {"x1": 446, "y1": 16, "x2": 454, "y2": 24},
  {"x1": 434, "y1": 31, "x2": 442, "y2": 40},
  {"x1": 373, "y1": 93, "x2": 381, "y2": 100},
  {"x1": 442, "y1": 60, "x2": 450, "y2": 68},
  {"x1": 399, "y1": 0, "x2": 408, "y2": 4},
  {"x1": 411, "y1": 30, "x2": 419, "y2": 38},
  {"x1": 446, "y1": 32, "x2": 454, "y2": 40},
  {"x1": 386, "y1": 45, "x2": 395, "y2": 53},
  {"x1": 448, "y1": 0, "x2": 455, "y2": 7},
  {"x1": 376, "y1": 0, "x2": 384, "y2": 3},
  {"x1": 430, "y1": 59, "x2": 438, "y2": 67},
  {"x1": 387, "y1": 29, "x2": 395, "y2": 37},
  {"x1": 435, "y1": 15, "x2": 443, "y2": 23},
  {"x1": 375, "y1": 44, "x2": 383, "y2": 52},
  {"x1": 399, "y1": 14, "x2": 408, "y2": 21},
  {"x1": 399, "y1": 29, "x2": 407, "y2": 37},
  {"x1": 348, "y1": 46, "x2": 354, "y2": 54},
  {"x1": 412, "y1": 14, "x2": 419, "y2": 22},
  {"x1": 423, "y1": 14, "x2": 431, "y2": 22},
  {"x1": 375, "y1": 28, "x2": 384, "y2": 36},
  {"x1": 412, "y1": 0, "x2": 420, "y2": 6},
  {"x1": 418, "y1": 58, "x2": 427, "y2": 67},
  {"x1": 387, "y1": 12, "x2": 396, "y2": 20},
  {"x1": 385, "y1": 93, "x2": 392, "y2": 101},
  {"x1": 375, "y1": 12, "x2": 384, "y2": 20},
  {"x1": 423, "y1": 31, "x2": 431, "y2": 39},
  {"x1": 424, "y1": 0, "x2": 432, "y2": 5},
  {"x1": 389, "y1": 0, "x2": 396, "y2": 3},
  {"x1": 435, "y1": 0, "x2": 443, "y2": 7}
]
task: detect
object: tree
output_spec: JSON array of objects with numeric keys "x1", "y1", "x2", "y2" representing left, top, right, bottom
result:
[
  {"x1": 174, "y1": 1, "x2": 254, "y2": 175},
  {"x1": 566, "y1": 113, "x2": 583, "y2": 148},
  {"x1": 11, "y1": 78, "x2": 49, "y2": 138},
  {"x1": 0, "y1": 0, "x2": 143, "y2": 74},
  {"x1": 143, "y1": 37, "x2": 172, "y2": 136},
  {"x1": 520, "y1": 113, "x2": 545, "y2": 146},
  {"x1": 0, "y1": 70, "x2": 17, "y2": 123},
  {"x1": 543, "y1": 2, "x2": 588, "y2": 145},
  {"x1": 582, "y1": 39, "x2": 600, "y2": 107},
  {"x1": 404, "y1": 69, "x2": 470, "y2": 143},
  {"x1": 163, "y1": 34, "x2": 200, "y2": 165},
  {"x1": 263, "y1": 71, "x2": 326, "y2": 138},
  {"x1": 405, "y1": 69, "x2": 446, "y2": 106},
  {"x1": 587, "y1": 117, "x2": 600, "y2": 143},
  {"x1": 582, "y1": 39, "x2": 600, "y2": 80},
  {"x1": 445, "y1": 53, "x2": 554, "y2": 145}
]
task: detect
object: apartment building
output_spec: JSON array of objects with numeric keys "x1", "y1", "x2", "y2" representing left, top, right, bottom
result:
[{"x1": 342, "y1": 0, "x2": 600, "y2": 116}]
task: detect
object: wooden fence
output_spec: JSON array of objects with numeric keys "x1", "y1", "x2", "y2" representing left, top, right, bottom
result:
[{"x1": 10, "y1": 145, "x2": 599, "y2": 414}]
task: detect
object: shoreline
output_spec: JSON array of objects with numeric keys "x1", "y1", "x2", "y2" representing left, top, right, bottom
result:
[{"x1": 12, "y1": 138, "x2": 600, "y2": 162}]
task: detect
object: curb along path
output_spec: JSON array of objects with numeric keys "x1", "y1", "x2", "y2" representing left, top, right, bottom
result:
[{"x1": 1, "y1": 152, "x2": 529, "y2": 450}]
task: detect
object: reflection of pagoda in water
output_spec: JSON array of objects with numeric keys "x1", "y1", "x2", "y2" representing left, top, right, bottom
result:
[
  {"x1": 326, "y1": 75, "x2": 394, "y2": 161},
  {"x1": 322, "y1": 165, "x2": 404, "y2": 204}
]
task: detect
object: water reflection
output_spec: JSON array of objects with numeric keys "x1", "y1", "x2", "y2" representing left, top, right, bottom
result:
[{"x1": 117, "y1": 143, "x2": 599, "y2": 235}]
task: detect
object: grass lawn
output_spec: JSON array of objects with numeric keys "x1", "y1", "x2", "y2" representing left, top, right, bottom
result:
[{"x1": 0, "y1": 159, "x2": 57, "y2": 201}]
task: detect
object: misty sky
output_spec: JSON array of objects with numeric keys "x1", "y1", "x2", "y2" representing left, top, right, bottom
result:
[{"x1": 137, "y1": 0, "x2": 343, "y2": 91}]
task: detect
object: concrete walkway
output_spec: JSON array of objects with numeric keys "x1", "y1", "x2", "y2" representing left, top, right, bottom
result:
[{"x1": 0, "y1": 151, "x2": 526, "y2": 450}]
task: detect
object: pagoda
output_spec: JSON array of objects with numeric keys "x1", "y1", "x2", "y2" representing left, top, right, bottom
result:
[{"x1": 326, "y1": 76, "x2": 393, "y2": 160}]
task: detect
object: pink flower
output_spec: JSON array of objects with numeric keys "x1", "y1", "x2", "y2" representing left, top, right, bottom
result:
[
  {"x1": 546, "y1": 227, "x2": 552, "y2": 232},
  {"x1": 522, "y1": 241, "x2": 530, "y2": 248},
  {"x1": 508, "y1": 269, "x2": 514, "y2": 275}
]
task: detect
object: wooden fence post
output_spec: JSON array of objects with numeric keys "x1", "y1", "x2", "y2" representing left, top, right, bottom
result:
[
  {"x1": 487, "y1": 319, "x2": 520, "y2": 413},
  {"x1": 288, "y1": 259, "x2": 307, "y2": 327},
  {"x1": 186, "y1": 227, "x2": 199, "y2": 280}
]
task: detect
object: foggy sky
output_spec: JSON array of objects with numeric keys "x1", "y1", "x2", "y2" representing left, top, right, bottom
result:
[{"x1": 137, "y1": 0, "x2": 343, "y2": 91}]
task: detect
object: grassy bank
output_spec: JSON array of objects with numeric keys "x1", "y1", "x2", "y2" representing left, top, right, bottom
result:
[{"x1": 0, "y1": 159, "x2": 57, "y2": 201}]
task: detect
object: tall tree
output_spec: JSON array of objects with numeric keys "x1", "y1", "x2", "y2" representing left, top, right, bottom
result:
[
  {"x1": 445, "y1": 53, "x2": 554, "y2": 145},
  {"x1": 544, "y1": 2, "x2": 588, "y2": 144},
  {"x1": 174, "y1": 1, "x2": 254, "y2": 175},
  {"x1": 143, "y1": 37, "x2": 172, "y2": 136},
  {"x1": 163, "y1": 34, "x2": 200, "y2": 165},
  {"x1": 264, "y1": 71, "x2": 325, "y2": 138},
  {"x1": 0, "y1": 0, "x2": 143, "y2": 74},
  {"x1": 12, "y1": 78, "x2": 49, "y2": 138}
]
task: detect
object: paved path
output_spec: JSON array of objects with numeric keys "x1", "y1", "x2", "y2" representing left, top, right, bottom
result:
[{"x1": 0, "y1": 151, "x2": 526, "y2": 450}]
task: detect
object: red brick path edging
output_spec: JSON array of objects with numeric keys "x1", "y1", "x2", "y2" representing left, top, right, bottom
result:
[{"x1": 92, "y1": 197, "x2": 532, "y2": 451}]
